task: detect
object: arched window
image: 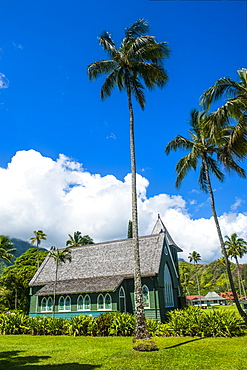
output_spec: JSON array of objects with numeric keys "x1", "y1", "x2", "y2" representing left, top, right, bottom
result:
[
  {"x1": 58, "y1": 296, "x2": 65, "y2": 311},
  {"x1": 164, "y1": 264, "x2": 174, "y2": 307},
  {"x1": 84, "y1": 295, "x2": 91, "y2": 310},
  {"x1": 105, "y1": 294, "x2": 112, "y2": 310},
  {"x1": 41, "y1": 297, "x2": 47, "y2": 312},
  {"x1": 119, "y1": 287, "x2": 126, "y2": 313},
  {"x1": 65, "y1": 296, "x2": 71, "y2": 311},
  {"x1": 77, "y1": 295, "x2": 84, "y2": 311},
  {"x1": 142, "y1": 285, "x2": 150, "y2": 308},
  {"x1": 47, "y1": 297, "x2": 53, "y2": 312},
  {"x1": 97, "y1": 294, "x2": 104, "y2": 310}
]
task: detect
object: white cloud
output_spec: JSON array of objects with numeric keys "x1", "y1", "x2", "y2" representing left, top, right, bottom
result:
[
  {"x1": 230, "y1": 197, "x2": 245, "y2": 211},
  {"x1": 0, "y1": 73, "x2": 9, "y2": 88},
  {"x1": 1, "y1": 150, "x2": 247, "y2": 264}
]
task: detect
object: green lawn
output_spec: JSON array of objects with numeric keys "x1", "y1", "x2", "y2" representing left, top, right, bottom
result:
[{"x1": 0, "y1": 335, "x2": 246, "y2": 370}]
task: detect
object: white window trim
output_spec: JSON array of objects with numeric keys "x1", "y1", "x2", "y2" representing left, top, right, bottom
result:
[
  {"x1": 142, "y1": 285, "x2": 150, "y2": 309},
  {"x1": 119, "y1": 286, "x2": 126, "y2": 313},
  {"x1": 97, "y1": 293, "x2": 105, "y2": 310},
  {"x1": 41, "y1": 297, "x2": 47, "y2": 312},
  {"x1": 47, "y1": 297, "x2": 53, "y2": 312},
  {"x1": 104, "y1": 293, "x2": 112, "y2": 311},
  {"x1": 64, "y1": 296, "x2": 71, "y2": 312},
  {"x1": 77, "y1": 295, "x2": 84, "y2": 311},
  {"x1": 83, "y1": 294, "x2": 91, "y2": 311}
]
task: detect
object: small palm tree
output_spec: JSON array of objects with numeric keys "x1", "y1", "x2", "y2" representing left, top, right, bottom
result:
[
  {"x1": 88, "y1": 19, "x2": 170, "y2": 340},
  {"x1": 66, "y1": 232, "x2": 94, "y2": 247},
  {"x1": 188, "y1": 251, "x2": 201, "y2": 301},
  {"x1": 165, "y1": 109, "x2": 247, "y2": 323},
  {"x1": 0, "y1": 235, "x2": 16, "y2": 263},
  {"x1": 30, "y1": 230, "x2": 47, "y2": 267},
  {"x1": 225, "y1": 233, "x2": 247, "y2": 298},
  {"x1": 49, "y1": 246, "x2": 72, "y2": 318}
]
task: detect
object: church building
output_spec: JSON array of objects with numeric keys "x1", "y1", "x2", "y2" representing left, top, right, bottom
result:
[{"x1": 29, "y1": 216, "x2": 183, "y2": 322}]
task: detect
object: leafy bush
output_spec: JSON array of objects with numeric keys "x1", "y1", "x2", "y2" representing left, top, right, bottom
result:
[
  {"x1": 164, "y1": 306, "x2": 246, "y2": 337},
  {"x1": 0, "y1": 307, "x2": 245, "y2": 337},
  {"x1": 68, "y1": 315, "x2": 97, "y2": 336},
  {"x1": 109, "y1": 312, "x2": 135, "y2": 336}
]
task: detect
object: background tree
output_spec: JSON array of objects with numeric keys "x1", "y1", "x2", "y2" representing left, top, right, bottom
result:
[
  {"x1": 217, "y1": 256, "x2": 230, "y2": 293},
  {"x1": 0, "y1": 235, "x2": 16, "y2": 263},
  {"x1": 179, "y1": 263, "x2": 193, "y2": 296},
  {"x1": 49, "y1": 246, "x2": 72, "y2": 318},
  {"x1": 225, "y1": 233, "x2": 247, "y2": 298},
  {"x1": 66, "y1": 232, "x2": 94, "y2": 247},
  {"x1": 0, "y1": 248, "x2": 48, "y2": 313},
  {"x1": 165, "y1": 109, "x2": 247, "y2": 323},
  {"x1": 30, "y1": 230, "x2": 47, "y2": 267},
  {"x1": 188, "y1": 251, "x2": 202, "y2": 301},
  {"x1": 88, "y1": 19, "x2": 170, "y2": 340},
  {"x1": 127, "y1": 220, "x2": 133, "y2": 239}
]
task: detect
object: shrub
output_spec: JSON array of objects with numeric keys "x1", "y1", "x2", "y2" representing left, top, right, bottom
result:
[
  {"x1": 132, "y1": 338, "x2": 158, "y2": 351},
  {"x1": 109, "y1": 312, "x2": 135, "y2": 336},
  {"x1": 164, "y1": 306, "x2": 246, "y2": 337},
  {"x1": 68, "y1": 315, "x2": 97, "y2": 336}
]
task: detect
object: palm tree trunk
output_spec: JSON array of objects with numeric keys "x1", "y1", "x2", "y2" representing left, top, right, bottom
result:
[
  {"x1": 203, "y1": 153, "x2": 247, "y2": 323},
  {"x1": 235, "y1": 257, "x2": 243, "y2": 297},
  {"x1": 126, "y1": 79, "x2": 149, "y2": 339},
  {"x1": 53, "y1": 260, "x2": 58, "y2": 319},
  {"x1": 194, "y1": 262, "x2": 201, "y2": 305}
]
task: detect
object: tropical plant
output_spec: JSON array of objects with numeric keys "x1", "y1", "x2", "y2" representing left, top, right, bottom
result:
[
  {"x1": 179, "y1": 263, "x2": 193, "y2": 296},
  {"x1": 0, "y1": 235, "x2": 16, "y2": 263},
  {"x1": 165, "y1": 109, "x2": 247, "y2": 323},
  {"x1": 30, "y1": 230, "x2": 47, "y2": 267},
  {"x1": 66, "y1": 232, "x2": 94, "y2": 247},
  {"x1": 225, "y1": 233, "x2": 247, "y2": 298},
  {"x1": 188, "y1": 251, "x2": 201, "y2": 301},
  {"x1": 88, "y1": 18, "x2": 170, "y2": 339},
  {"x1": 49, "y1": 246, "x2": 72, "y2": 318},
  {"x1": 217, "y1": 256, "x2": 230, "y2": 293},
  {"x1": 0, "y1": 248, "x2": 48, "y2": 313}
]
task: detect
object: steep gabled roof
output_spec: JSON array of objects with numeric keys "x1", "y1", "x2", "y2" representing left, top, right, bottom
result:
[
  {"x1": 203, "y1": 291, "x2": 226, "y2": 300},
  {"x1": 29, "y1": 217, "x2": 182, "y2": 295},
  {"x1": 152, "y1": 215, "x2": 182, "y2": 252}
]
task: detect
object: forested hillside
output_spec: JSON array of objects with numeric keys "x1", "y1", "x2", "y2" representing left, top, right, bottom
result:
[{"x1": 179, "y1": 260, "x2": 247, "y2": 296}]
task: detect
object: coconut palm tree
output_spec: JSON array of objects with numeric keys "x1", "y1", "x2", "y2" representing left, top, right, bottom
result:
[
  {"x1": 49, "y1": 246, "x2": 72, "y2": 318},
  {"x1": 225, "y1": 233, "x2": 247, "y2": 298},
  {"x1": 217, "y1": 256, "x2": 230, "y2": 293},
  {"x1": 179, "y1": 264, "x2": 193, "y2": 296},
  {"x1": 165, "y1": 109, "x2": 247, "y2": 323},
  {"x1": 66, "y1": 232, "x2": 94, "y2": 247},
  {"x1": 188, "y1": 251, "x2": 201, "y2": 300},
  {"x1": 30, "y1": 230, "x2": 47, "y2": 268},
  {"x1": 88, "y1": 19, "x2": 170, "y2": 339},
  {"x1": 0, "y1": 235, "x2": 16, "y2": 263},
  {"x1": 200, "y1": 68, "x2": 247, "y2": 153}
]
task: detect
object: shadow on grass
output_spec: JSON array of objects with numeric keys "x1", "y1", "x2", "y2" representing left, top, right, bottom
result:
[
  {"x1": 164, "y1": 337, "x2": 204, "y2": 349},
  {"x1": 0, "y1": 351, "x2": 101, "y2": 369}
]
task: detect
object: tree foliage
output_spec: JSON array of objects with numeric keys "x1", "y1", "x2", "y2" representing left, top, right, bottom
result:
[{"x1": 0, "y1": 248, "x2": 48, "y2": 313}]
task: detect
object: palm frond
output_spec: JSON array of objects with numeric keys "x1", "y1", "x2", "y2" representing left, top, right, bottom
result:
[
  {"x1": 175, "y1": 152, "x2": 198, "y2": 188},
  {"x1": 87, "y1": 60, "x2": 117, "y2": 81},
  {"x1": 125, "y1": 19, "x2": 149, "y2": 40},
  {"x1": 98, "y1": 31, "x2": 118, "y2": 58},
  {"x1": 165, "y1": 135, "x2": 195, "y2": 155},
  {"x1": 133, "y1": 62, "x2": 168, "y2": 90},
  {"x1": 100, "y1": 69, "x2": 119, "y2": 100}
]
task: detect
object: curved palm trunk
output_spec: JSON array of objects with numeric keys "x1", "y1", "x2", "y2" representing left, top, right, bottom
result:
[
  {"x1": 194, "y1": 262, "x2": 201, "y2": 305},
  {"x1": 203, "y1": 153, "x2": 247, "y2": 323},
  {"x1": 53, "y1": 260, "x2": 58, "y2": 319},
  {"x1": 126, "y1": 81, "x2": 149, "y2": 339}
]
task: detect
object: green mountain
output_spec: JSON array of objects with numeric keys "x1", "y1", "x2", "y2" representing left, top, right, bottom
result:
[{"x1": 179, "y1": 260, "x2": 247, "y2": 296}]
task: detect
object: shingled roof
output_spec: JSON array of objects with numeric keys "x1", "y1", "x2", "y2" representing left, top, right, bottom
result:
[{"x1": 30, "y1": 218, "x2": 182, "y2": 296}]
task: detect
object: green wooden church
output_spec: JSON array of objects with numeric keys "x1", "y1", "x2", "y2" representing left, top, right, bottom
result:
[{"x1": 29, "y1": 216, "x2": 183, "y2": 322}]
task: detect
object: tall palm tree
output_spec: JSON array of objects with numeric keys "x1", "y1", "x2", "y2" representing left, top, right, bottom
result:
[
  {"x1": 165, "y1": 109, "x2": 247, "y2": 323},
  {"x1": 225, "y1": 233, "x2": 247, "y2": 298},
  {"x1": 217, "y1": 256, "x2": 230, "y2": 293},
  {"x1": 200, "y1": 68, "x2": 247, "y2": 153},
  {"x1": 88, "y1": 19, "x2": 170, "y2": 339},
  {"x1": 188, "y1": 251, "x2": 201, "y2": 301},
  {"x1": 0, "y1": 235, "x2": 16, "y2": 263},
  {"x1": 30, "y1": 230, "x2": 47, "y2": 268},
  {"x1": 49, "y1": 246, "x2": 72, "y2": 318},
  {"x1": 66, "y1": 232, "x2": 94, "y2": 247}
]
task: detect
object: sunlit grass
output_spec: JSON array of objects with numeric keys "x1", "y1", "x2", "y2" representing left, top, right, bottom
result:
[{"x1": 0, "y1": 335, "x2": 247, "y2": 369}]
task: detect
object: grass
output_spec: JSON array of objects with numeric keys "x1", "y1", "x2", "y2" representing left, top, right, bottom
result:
[{"x1": 0, "y1": 335, "x2": 247, "y2": 370}]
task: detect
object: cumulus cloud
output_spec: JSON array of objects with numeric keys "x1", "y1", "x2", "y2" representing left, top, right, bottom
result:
[
  {"x1": 0, "y1": 73, "x2": 9, "y2": 88},
  {"x1": 1, "y1": 150, "x2": 247, "y2": 263}
]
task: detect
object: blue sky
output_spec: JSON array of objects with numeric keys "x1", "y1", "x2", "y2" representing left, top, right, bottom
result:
[{"x1": 0, "y1": 0, "x2": 246, "y2": 262}]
